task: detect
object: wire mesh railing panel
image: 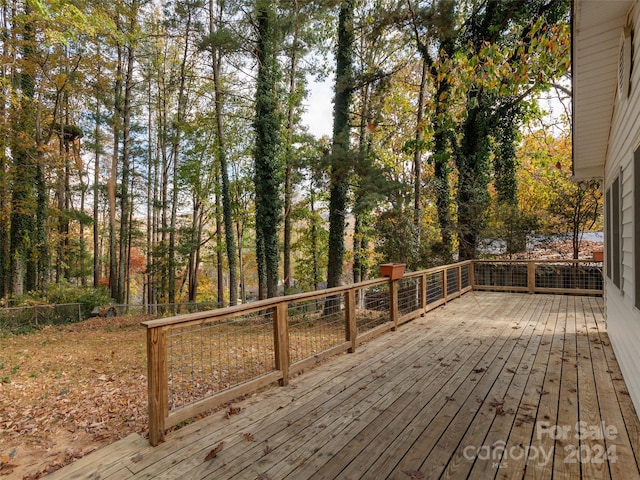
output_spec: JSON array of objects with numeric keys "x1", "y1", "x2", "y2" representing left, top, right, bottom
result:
[
  {"x1": 447, "y1": 268, "x2": 460, "y2": 295},
  {"x1": 398, "y1": 277, "x2": 421, "y2": 315},
  {"x1": 535, "y1": 262, "x2": 603, "y2": 291},
  {"x1": 473, "y1": 263, "x2": 528, "y2": 288},
  {"x1": 166, "y1": 309, "x2": 276, "y2": 412},
  {"x1": 461, "y1": 264, "x2": 470, "y2": 289},
  {"x1": 355, "y1": 282, "x2": 390, "y2": 334},
  {"x1": 427, "y1": 272, "x2": 444, "y2": 304},
  {"x1": 288, "y1": 297, "x2": 346, "y2": 365}
]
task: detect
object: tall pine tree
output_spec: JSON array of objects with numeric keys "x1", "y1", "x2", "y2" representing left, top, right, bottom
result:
[{"x1": 253, "y1": 0, "x2": 282, "y2": 298}]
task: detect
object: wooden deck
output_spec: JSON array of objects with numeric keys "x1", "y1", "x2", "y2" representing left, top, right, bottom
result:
[{"x1": 47, "y1": 292, "x2": 640, "y2": 480}]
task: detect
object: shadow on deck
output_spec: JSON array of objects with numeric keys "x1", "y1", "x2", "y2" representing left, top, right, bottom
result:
[{"x1": 47, "y1": 292, "x2": 640, "y2": 480}]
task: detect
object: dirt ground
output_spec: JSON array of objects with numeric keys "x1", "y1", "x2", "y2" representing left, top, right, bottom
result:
[{"x1": 0, "y1": 315, "x2": 150, "y2": 479}]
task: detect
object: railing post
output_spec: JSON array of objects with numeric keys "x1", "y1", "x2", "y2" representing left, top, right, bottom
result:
[
  {"x1": 345, "y1": 289, "x2": 357, "y2": 352},
  {"x1": 527, "y1": 261, "x2": 536, "y2": 294},
  {"x1": 420, "y1": 273, "x2": 427, "y2": 313},
  {"x1": 457, "y1": 265, "x2": 462, "y2": 293},
  {"x1": 470, "y1": 261, "x2": 476, "y2": 290},
  {"x1": 147, "y1": 326, "x2": 168, "y2": 446},
  {"x1": 442, "y1": 269, "x2": 448, "y2": 302},
  {"x1": 390, "y1": 279, "x2": 399, "y2": 331},
  {"x1": 274, "y1": 304, "x2": 290, "y2": 386}
]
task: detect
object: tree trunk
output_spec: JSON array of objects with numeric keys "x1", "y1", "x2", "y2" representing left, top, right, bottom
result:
[
  {"x1": 0, "y1": 0, "x2": 9, "y2": 297},
  {"x1": 159, "y1": 73, "x2": 169, "y2": 304},
  {"x1": 216, "y1": 192, "x2": 224, "y2": 307},
  {"x1": 168, "y1": 6, "x2": 192, "y2": 307},
  {"x1": 353, "y1": 81, "x2": 371, "y2": 284},
  {"x1": 9, "y1": 2, "x2": 37, "y2": 295},
  {"x1": 209, "y1": 0, "x2": 238, "y2": 306},
  {"x1": 430, "y1": 39, "x2": 455, "y2": 261},
  {"x1": 187, "y1": 198, "x2": 203, "y2": 302},
  {"x1": 118, "y1": 35, "x2": 136, "y2": 305},
  {"x1": 326, "y1": 0, "x2": 354, "y2": 290},
  {"x1": 283, "y1": 6, "x2": 300, "y2": 294},
  {"x1": 145, "y1": 71, "x2": 153, "y2": 307},
  {"x1": 253, "y1": 0, "x2": 282, "y2": 298},
  {"x1": 310, "y1": 192, "x2": 320, "y2": 292},
  {"x1": 109, "y1": 43, "x2": 123, "y2": 301},
  {"x1": 456, "y1": 100, "x2": 491, "y2": 261},
  {"x1": 236, "y1": 221, "x2": 246, "y2": 303},
  {"x1": 93, "y1": 48, "x2": 102, "y2": 289},
  {"x1": 413, "y1": 59, "x2": 427, "y2": 249}
]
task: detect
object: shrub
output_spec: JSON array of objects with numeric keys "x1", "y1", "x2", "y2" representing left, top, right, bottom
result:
[{"x1": 46, "y1": 282, "x2": 113, "y2": 318}]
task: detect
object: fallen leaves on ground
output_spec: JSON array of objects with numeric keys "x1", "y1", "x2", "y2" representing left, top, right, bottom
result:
[
  {"x1": 0, "y1": 453, "x2": 19, "y2": 476},
  {"x1": 0, "y1": 314, "x2": 152, "y2": 479}
]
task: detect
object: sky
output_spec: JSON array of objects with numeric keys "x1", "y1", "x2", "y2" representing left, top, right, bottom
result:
[{"x1": 301, "y1": 77, "x2": 334, "y2": 138}]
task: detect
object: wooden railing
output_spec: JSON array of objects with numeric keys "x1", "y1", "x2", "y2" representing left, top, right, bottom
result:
[
  {"x1": 142, "y1": 261, "x2": 472, "y2": 445},
  {"x1": 142, "y1": 259, "x2": 601, "y2": 445},
  {"x1": 472, "y1": 259, "x2": 603, "y2": 296}
]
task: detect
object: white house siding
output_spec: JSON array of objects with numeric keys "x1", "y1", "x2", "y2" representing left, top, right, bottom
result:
[{"x1": 603, "y1": 1, "x2": 640, "y2": 416}]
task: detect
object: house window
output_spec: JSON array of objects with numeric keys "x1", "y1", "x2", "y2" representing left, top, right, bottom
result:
[
  {"x1": 606, "y1": 187, "x2": 612, "y2": 280},
  {"x1": 635, "y1": 148, "x2": 640, "y2": 309},
  {"x1": 612, "y1": 175, "x2": 621, "y2": 289}
]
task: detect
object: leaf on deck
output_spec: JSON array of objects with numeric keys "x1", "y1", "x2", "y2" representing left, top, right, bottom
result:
[
  {"x1": 403, "y1": 470, "x2": 425, "y2": 479},
  {"x1": 131, "y1": 453, "x2": 143, "y2": 463},
  {"x1": 226, "y1": 406, "x2": 243, "y2": 418},
  {"x1": 204, "y1": 442, "x2": 224, "y2": 462}
]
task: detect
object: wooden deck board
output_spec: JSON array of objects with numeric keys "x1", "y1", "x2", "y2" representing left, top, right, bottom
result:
[
  {"x1": 457, "y1": 294, "x2": 554, "y2": 479},
  {"x1": 46, "y1": 293, "x2": 640, "y2": 480},
  {"x1": 325, "y1": 293, "x2": 530, "y2": 480},
  {"x1": 553, "y1": 295, "x2": 581, "y2": 480},
  {"x1": 585, "y1": 296, "x2": 640, "y2": 479},
  {"x1": 496, "y1": 295, "x2": 561, "y2": 480},
  {"x1": 386, "y1": 294, "x2": 541, "y2": 479}
]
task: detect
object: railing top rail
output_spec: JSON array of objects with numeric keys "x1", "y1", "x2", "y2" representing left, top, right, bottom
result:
[
  {"x1": 402, "y1": 260, "x2": 472, "y2": 279},
  {"x1": 473, "y1": 259, "x2": 601, "y2": 264},
  {"x1": 141, "y1": 277, "x2": 389, "y2": 329},
  {"x1": 141, "y1": 258, "x2": 595, "y2": 330}
]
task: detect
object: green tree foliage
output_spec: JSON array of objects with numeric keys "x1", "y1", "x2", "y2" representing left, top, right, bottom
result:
[
  {"x1": 0, "y1": 0, "x2": 577, "y2": 308},
  {"x1": 453, "y1": 0, "x2": 570, "y2": 259}
]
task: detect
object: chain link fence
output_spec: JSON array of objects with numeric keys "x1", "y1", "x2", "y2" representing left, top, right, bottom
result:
[{"x1": 0, "y1": 303, "x2": 83, "y2": 333}]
